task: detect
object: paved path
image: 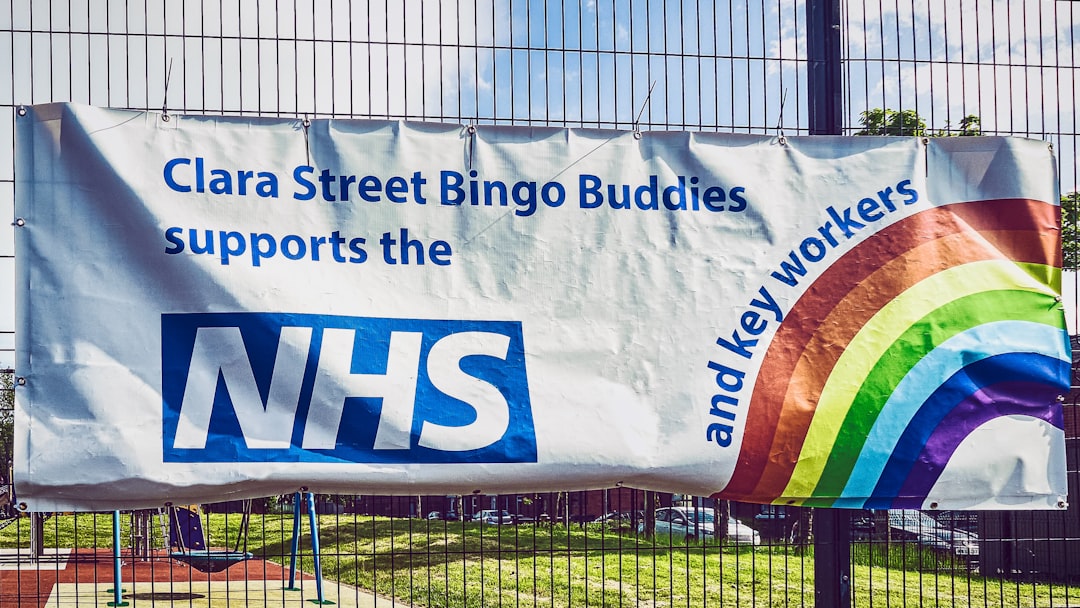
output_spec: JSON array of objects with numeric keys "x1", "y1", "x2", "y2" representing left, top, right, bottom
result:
[{"x1": 44, "y1": 580, "x2": 378, "y2": 607}]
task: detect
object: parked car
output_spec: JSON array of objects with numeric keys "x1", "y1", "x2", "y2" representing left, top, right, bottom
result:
[
  {"x1": 929, "y1": 510, "x2": 979, "y2": 534},
  {"x1": 513, "y1": 513, "x2": 549, "y2": 524},
  {"x1": 925, "y1": 527, "x2": 980, "y2": 557},
  {"x1": 474, "y1": 509, "x2": 514, "y2": 525},
  {"x1": 753, "y1": 505, "x2": 793, "y2": 540},
  {"x1": 888, "y1": 510, "x2": 979, "y2": 557},
  {"x1": 591, "y1": 511, "x2": 641, "y2": 532},
  {"x1": 754, "y1": 505, "x2": 881, "y2": 541},
  {"x1": 641, "y1": 507, "x2": 760, "y2": 544},
  {"x1": 426, "y1": 510, "x2": 462, "y2": 521},
  {"x1": 592, "y1": 511, "x2": 625, "y2": 524},
  {"x1": 723, "y1": 517, "x2": 761, "y2": 545}
]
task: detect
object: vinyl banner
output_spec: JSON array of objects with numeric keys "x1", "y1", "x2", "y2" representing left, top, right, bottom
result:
[{"x1": 14, "y1": 103, "x2": 1070, "y2": 511}]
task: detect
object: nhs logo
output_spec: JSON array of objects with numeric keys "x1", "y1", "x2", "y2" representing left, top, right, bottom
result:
[{"x1": 162, "y1": 313, "x2": 537, "y2": 463}]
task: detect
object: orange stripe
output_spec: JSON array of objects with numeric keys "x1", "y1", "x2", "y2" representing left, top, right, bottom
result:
[{"x1": 721, "y1": 199, "x2": 1058, "y2": 502}]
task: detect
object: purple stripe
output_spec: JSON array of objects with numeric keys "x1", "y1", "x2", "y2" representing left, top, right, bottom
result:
[{"x1": 893, "y1": 381, "x2": 1064, "y2": 506}]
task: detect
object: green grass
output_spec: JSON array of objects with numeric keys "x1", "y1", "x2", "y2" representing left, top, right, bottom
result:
[{"x1": 3, "y1": 514, "x2": 1078, "y2": 607}]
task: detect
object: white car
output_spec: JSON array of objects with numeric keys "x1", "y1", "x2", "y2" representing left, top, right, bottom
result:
[
  {"x1": 887, "y1": 510, "x2": 979, "y2": 557},
  {"x1": 473, "y1": 509, "x2": 514, "y2": 525},
  {"x1": 643, "y1": 507, "x2": 760, "y2": 544},
  {"x1": 925, "y1": 527, "x2": 980, "y2": 557}
]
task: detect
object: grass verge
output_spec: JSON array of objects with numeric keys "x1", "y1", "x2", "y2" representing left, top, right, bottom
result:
[{"x1": 2, "y1": 513, "x2": 1077, "y2": 607}]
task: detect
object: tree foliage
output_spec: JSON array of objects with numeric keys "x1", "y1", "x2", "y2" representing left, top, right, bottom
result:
[
  {"x1": 1064, "y1": 192, "x2": 1080, "y2": 270},
  {"x1": 856, "y1": 108, "x2": 982, "y2": 137},
  {"x1": 1, "y1": 371, "x2": 12, "y2": 489},
  {"x1": 0, "y1": 371, "x2": 10, "y2": 410},
  {"x1": 856, "y1": 108, "x2": 927, "y2": 136},
  {"x1": 954, "y1": 114, "x2": 982, "y2": 137}
]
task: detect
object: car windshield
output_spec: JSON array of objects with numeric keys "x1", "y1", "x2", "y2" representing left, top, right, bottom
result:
[
  {"x1": 933, "y1": 529, "x2": 972, "y2": 541},
  {"x1": 683, "y1": 510, "x2": 714, "y2": 524},
  {"x1": 889, "y1": 510, "x2": 939, "y2": 530}
]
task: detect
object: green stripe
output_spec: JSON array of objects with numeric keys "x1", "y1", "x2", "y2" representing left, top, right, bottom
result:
[
  {"x1": 781, "y1": 260, "x2": 1058, "y2": 501},
  {"x1": 809, "y1": 286, "x2": 1064, "y2": 501}
]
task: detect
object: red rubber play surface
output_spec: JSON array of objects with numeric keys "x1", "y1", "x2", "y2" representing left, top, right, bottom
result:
[{"x1": 0, "y1": 549, "x2": 311, "y2": 608}]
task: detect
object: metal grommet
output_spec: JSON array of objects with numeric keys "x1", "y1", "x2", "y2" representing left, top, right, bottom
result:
[
  {"x1": 778, "y1": 134, "x2": 788, "y2": 146},
  {"x1": 302, "y1": 117, "x2": 311, "y2": 128},
  {"x1": 1058, "y1": 499, "x2": 1068, "y2": 509},
  {"x1": 466, "y1": 124, "x2": 477, "y2": 135},
  {"x1": 921, "y1": 137, "x2": 929, "y2": 144},
  {"x1": 1049, "y1": 143, "x2": 1054, "y2": 152},
  {"x1": 161, "y1": 113, "x2": 170, "y2": 122},
  {"x1": 633, "y1": 130, "x2": 642, "y2": 140},
  {"x1": 18, "y1": 502, "x2": 28, "y2": 511},
  {"x1": 16, "y1": 106, "x2": 27, "y2": 116},
  {"x1": 15, "y1": 377, "x2": 26, "y2": 386},
  {"x1": 14, "y1": 217, "x2": 26, "y2": 227},
  {"x1": 929, "y1": 501, "x2": 939, "y2": 510}
]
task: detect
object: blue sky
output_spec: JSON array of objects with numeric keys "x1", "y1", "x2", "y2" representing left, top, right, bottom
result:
[
  {"x1": 1, "y1": 0, "x2": 1078, "y2": 367},
  {"x1": 1, "y1": 0, "x2": 1071, "y2": 134}
]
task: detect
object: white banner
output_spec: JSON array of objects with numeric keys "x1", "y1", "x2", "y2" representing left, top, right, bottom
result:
[{"x1": 14, "y1": 103, "x2": 1070, "y2": 511}]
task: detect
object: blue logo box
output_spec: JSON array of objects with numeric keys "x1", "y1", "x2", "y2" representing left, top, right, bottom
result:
[{"x1": 162, "y1": 313, "x2": 537, "y2": 463}]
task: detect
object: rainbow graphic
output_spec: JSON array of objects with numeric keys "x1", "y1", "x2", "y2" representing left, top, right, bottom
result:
[{"x1": 719, "y1": 198, "x2": 1070, "y2": 509}]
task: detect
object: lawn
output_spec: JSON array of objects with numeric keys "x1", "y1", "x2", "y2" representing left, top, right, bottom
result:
[{"x1": 2, "y1": 513, "x2": 1077, "y2": 607}]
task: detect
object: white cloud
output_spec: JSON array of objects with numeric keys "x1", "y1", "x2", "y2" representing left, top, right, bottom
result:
[{"x1": 1, "y1": 0, "x2": 1078, "y2": 347}]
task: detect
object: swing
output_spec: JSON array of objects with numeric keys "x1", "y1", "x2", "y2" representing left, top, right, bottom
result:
[{"x1": 168, "y1": 501, "x2": 254, "y2": 573}]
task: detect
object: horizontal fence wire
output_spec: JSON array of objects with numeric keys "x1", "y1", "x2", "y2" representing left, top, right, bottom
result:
[
  {"x1": 1, "y1": 1, "x2": 1079, "y2": 607},
  {"x1": 3, "y1": 493, "x2": 1080, "y2": 607}
]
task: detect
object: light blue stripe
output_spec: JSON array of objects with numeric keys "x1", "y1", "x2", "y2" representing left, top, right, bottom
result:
[{"x1": 838, "y1": 320, "x2": 1069, "y2": 505}]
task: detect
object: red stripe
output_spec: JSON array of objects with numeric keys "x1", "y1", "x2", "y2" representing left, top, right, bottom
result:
[{"x1": 720, "y1": 199, "x2": 1058, "y2": 502}]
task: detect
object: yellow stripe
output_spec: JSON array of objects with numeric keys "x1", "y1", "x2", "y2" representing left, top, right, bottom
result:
[{"x1": 780, "y1": 260, "x2": 1059, "y2": 502}]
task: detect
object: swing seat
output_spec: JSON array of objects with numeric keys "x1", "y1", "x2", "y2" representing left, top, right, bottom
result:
[
  {"x1": 170, "y1": 549, "x2": 253, "y2": 573},
  {"x1": 167, "y1": 502, "x2": 253, "y2": 572}
]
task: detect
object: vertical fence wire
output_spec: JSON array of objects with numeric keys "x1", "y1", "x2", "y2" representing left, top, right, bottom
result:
[{"x1": 0, "y1": 1, "x2": 1079, "y2": 607}]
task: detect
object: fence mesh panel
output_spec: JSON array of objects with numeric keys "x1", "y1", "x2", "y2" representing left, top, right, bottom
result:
[{"x1": 1, "y1": 1, "x2": 1079, "y2": 606}]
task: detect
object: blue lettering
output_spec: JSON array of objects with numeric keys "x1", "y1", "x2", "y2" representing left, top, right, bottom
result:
[
  {"x1": 441, "y1": 170, "x2": 465, "y2": 205},
  {"x1": 293, "y1": 165, "x2": 316, "y2": 201},
  {"x1": 579, "y1": 174, "x2": 603, "y2": 208},
  {"x1": 163, "y1": 158, "x2": 191, "y2": 193},
  {"x1": 896, "y1": 179, "x2": 919, "y2": 205},
  {"x1": 161, "y1": 314, "x2": 538, "y2": 464},
  {"x1": 727, "y1": 186, "x2": 747, "y2": 211},
  {"x1": 164, "y1": 226, "x2": 185, "y2": 253}
]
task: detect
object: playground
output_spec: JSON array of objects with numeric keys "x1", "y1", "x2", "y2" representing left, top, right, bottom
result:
[
  {"x1": 0, "y1": 494, "x2": 376, "y2": 607},
  {"x1": 3, "y1": 1, "x2": 1080, "y2": 606},
  {"x1": 0, "y1": 548, "x2": 357, "y2": 608}
]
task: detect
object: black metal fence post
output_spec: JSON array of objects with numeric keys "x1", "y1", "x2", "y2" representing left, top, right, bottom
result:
[
  {"x1": 807, "y1": 0, "x2": 851, "y2": 606},
  {"x1": 807, "y1": 0, "x2": 843, "y2": 136},
  {"x1": 814, "y1": 509, "x2": 851, "y2": 607}
]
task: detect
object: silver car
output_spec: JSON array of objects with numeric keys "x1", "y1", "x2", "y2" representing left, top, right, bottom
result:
[
  {"x1": 887, "y1": 510, "x2": 979, "y2": 557},
  {"x1": 644, "y1": 507, "x2": 760, "y2": 544},
  {"x1": 473, "y1": 509, "x2": 514, "y2": 525}
]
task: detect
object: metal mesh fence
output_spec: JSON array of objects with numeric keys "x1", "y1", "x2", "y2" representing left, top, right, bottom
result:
[{"x1": 1, "y1": 1, "x2": 1079, "y2": 606}]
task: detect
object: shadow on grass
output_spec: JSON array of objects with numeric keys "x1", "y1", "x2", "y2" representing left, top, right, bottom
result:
[{"x1": 253, "y1": 516, "x2": 769, "y2": 574}]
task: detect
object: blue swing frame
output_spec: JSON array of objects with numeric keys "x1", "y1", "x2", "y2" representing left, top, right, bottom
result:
[{"x1": 168, "y1": 503, "x2": 253, "y2": 573}]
